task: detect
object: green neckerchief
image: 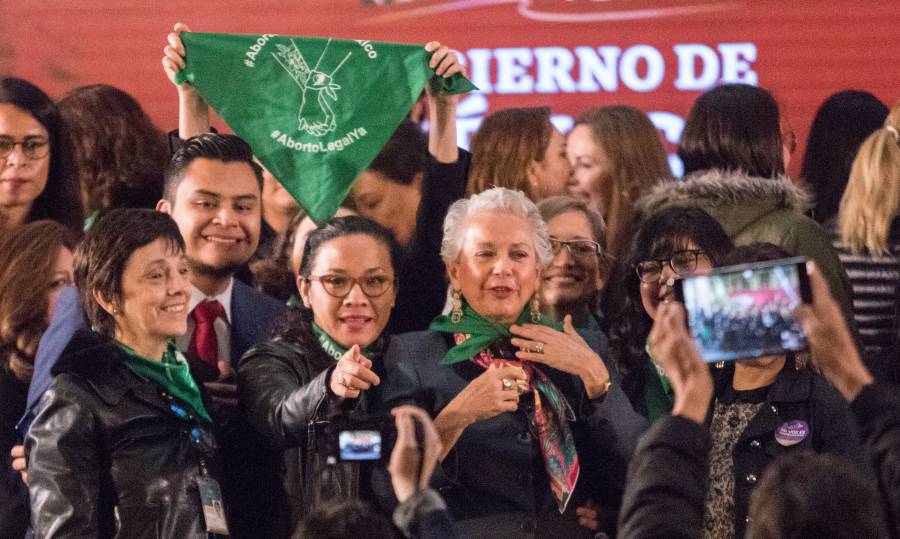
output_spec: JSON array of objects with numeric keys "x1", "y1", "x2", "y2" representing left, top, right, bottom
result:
[
  {"x1": 312, "y1": 322, "x2": 370, "y2": 361},
  {"x1": 118, "y1": 341, "x2": 211, "y2": 422},
  {"x1": 83, "y1": 211, "x2": 98, "y2": 232},
  {"x1": 429, "y1": 300, "x2": 562, "y2": 365},
  {"x1": 643, "y1": 336, "x2": 674, "y2": 423}
]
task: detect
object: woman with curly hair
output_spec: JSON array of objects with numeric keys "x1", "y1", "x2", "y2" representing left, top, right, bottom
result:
[
  {"x1": 0, "y1": 220, "x2": 76, "y2": 536},
  {"x1": 57, "y1": 84, "x2": 169, "y2": 222}
]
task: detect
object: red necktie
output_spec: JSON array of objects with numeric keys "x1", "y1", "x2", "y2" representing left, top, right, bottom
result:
[{"x1": 189, "y1": 300, "x2": 225, "y2": 374}]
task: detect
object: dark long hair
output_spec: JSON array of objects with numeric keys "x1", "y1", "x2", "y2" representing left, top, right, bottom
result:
[
  {"x1": 58, "y1": 84, "x2": 169, "y2": 214},
  {"x1": 678, "y1": 83, "x2": 784, "y2": 179},
  {"x1": 603, "y1": 207, "x2": 733, "y2": 401},
  {"x1": 0, "y1": 77, "x2": 82, "y2": 233},
  {"x1": 0, "y1": 220, "x2": 78, "y2": 382},
  {"x1": 273, "y1": 216, "x2": 401, "y2": 348},
  {"x1": 800, "y1": 90, "x2": 888, "y2": 224}
]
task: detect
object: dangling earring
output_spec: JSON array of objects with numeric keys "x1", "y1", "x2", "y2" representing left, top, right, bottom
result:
[
  {"x1": 530, "y1": 294, "x2": 542, "y2": 323},
  {"x1": 451, "y1": 289, "x2": 463, "y2": 323}
]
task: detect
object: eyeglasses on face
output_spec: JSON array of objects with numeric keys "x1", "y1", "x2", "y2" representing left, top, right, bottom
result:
[
  {"x1": 635, "y1": 249, "x2": 705, "y2": 283},
  {"x1": 0, "y1": 136, "x2": 50, "y2": 160},
  {"x1": 306, "y1": 274, "x2": 394, "y2": 298},
  {"x1": 550, "y1": 237, "x2": 601, "y2": 259}
]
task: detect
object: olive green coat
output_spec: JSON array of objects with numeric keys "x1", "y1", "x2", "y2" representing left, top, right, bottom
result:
[{"x1": 637, "y1": 169, "x2": 857, "y2": 339}]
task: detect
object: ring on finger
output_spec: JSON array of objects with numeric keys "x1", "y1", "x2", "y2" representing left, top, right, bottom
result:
[
  {"x1": 533, "y1": 342, "x2": 544, "y2": 354},
  {"x1": 501, "y1": 378, "x2": 515, "y2": 391}
]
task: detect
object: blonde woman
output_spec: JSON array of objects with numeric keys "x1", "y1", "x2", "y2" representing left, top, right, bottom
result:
[{"x1": 836, "y1": 103, "x2": 900, "y2": 359}]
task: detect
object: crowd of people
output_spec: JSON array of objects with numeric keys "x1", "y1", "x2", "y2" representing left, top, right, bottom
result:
[{"x1": 1, "y1": 22, "x2": 899, "y2": 539}]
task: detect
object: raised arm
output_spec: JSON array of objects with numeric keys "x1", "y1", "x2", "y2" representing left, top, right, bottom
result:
[
  {"x1": 161, "y1": 22, "x2": 211, "y2": 139},
  {"x1": 424, "y1": 41, "x2": 464, "y2": 164}
]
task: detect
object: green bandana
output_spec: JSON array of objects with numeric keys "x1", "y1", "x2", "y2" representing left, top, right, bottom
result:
[
  {"x1": 312, "y1": 322, "x2": 349, "y2": 361},
  {"x1": 119, "y1": 342, "x2": 211, "y2": 422},
  {"x1": 429, "y1": 300, "x2": 561, "y2": 365},
  {"x1": 173, "y1": 32, "x2": 476, "y2": 224}
]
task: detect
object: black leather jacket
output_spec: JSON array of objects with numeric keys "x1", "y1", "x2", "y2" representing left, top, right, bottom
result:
[
  {"x1": 238, "y1": 335, "x2": 382, "y2": 536},
  {"x1": 26, "y1": 330, "x2": 222, "y2": 539}
]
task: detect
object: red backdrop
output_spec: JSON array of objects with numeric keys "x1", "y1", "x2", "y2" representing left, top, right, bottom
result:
[{"x1": 4, "y1": 0, "x2": 899, "y2": 177}]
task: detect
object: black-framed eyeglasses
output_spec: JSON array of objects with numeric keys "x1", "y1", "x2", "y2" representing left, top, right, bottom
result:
[
  {"x1": 0, "y1": 136, "x2": 50, "y2": 160},
  {"x1": 307, "y1": 274, "x2": 394, "y2": 298},
  {"x1": 635, "y1": 249, "x2": 705, "y2": 283},
  {"x1": 550, "y1": 237, "x2": 600, "y2": 259}
]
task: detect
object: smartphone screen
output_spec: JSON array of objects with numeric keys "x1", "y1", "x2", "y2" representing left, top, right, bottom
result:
[
  {"x1": 338, "y1": 429, "x2": 382, "y2": 461},
  {"x1": 677, "y1": 257, "x2": 810, "y2": 362}
]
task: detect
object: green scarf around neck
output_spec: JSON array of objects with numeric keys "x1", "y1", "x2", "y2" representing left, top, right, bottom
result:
[
  {"x1": 311, "y1": 322, "x2": 375, "y2": 361},
  {"x1": 429, "y1": 300, "x2": 561, "y2": 365},
  {"x1": 118, "y1": 341, "x2": 211, "y2": 422}
]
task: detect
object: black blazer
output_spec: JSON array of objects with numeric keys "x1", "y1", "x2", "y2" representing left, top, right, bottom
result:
[{"x1": 379, "y1": 329, "x2": 647, "y2": 538}]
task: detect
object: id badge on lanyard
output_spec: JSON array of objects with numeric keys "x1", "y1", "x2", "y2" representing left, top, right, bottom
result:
[{"x1": 197, "y1": 460, "x2": 230, "y2": 535}]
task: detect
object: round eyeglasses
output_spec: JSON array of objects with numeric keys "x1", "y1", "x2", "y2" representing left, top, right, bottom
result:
[
  {"x1": 635, "y1": 249, "x2": 705, "y2": 283},
  {"x1": 306, "y1": 274, "x2": 394, "y2": 298},
  {"x1": 0, "y1": 136, "x2": 50, "y2": 160},
  {"x1": 550, "y1": 237, "x2": 601, "y2": 259}
]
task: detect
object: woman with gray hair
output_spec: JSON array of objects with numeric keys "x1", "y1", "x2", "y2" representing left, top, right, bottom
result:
[{"x1": 379, "y1": 187, "x2": 646, "y2": 538}]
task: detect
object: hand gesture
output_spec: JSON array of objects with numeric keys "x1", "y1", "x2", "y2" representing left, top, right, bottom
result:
[
  {"x1": 448, "y1": 364, "x2": 526, "y2": 424},
  {"x1": 576, "y1": 499, "x2": 601, "y2": 531},
  {"x1": 794, "y1": 262, "x2": 872, "y2": 400},
  {"x1": 425, "y1": 42, "x2": 466, "y2": 86},
  {"x1": 329, "y1": 345, "x2": 381, "y2": 399},
  {"x1": 388, "y1": 405, "x2": 444, "y2": 503},
  {"x1": 10, "y1": 444, "x2": 27, "y2": 485},
  {"x1": 647, "y1": 302, "x2": 712, "y2": 424},
  {"x1": 511, "y1": 315, "x2": 611, "y2": 398},
  {"x1": 162, "y1": 23, "x2": 191, "y2": 88}
]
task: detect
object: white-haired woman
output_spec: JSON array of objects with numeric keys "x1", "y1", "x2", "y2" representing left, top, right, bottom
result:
[{"x1": 379, "y1": 187, "x2": 646, "y2": 538}]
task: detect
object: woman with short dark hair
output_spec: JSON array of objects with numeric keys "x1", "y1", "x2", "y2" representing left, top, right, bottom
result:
[
  {"x1": 26, "y1": 208, "x2": 222, "y2": 538},
  {"x1": 0, "y1": 77, "x2": 82, "y2": 235}
]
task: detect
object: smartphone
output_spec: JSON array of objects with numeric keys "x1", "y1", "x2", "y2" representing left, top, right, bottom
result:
[{"x1": 674, "y1": 257, "x2": 811, "y2": 362}]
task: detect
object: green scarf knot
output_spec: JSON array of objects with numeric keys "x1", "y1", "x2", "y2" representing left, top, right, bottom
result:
[{"x1": 429, "y1": 300, "x2": 561, "y2": 365}]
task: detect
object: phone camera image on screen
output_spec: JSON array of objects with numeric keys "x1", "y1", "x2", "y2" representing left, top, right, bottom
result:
[
  {"x1": 680, "y1": 258, "x2": 809, "y2": 362},
  {"x1": 338, "y1": 430, "x2": 382, "y2": 461}
]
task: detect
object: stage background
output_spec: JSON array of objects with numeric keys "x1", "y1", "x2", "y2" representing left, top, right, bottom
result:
[{"x1": 4, "y1": 0, "x2": 899, "y2": 178}]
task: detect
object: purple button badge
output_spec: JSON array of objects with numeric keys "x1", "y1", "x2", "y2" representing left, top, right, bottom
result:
[{"x1": 775, "y1": 420, "x2": 809, "y2": 446}]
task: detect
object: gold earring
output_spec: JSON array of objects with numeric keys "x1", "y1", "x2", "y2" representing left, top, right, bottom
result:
[
  {"x1": 530, "y1": 294, "x2": 542, "y2": 323},
  {"x1": 451, "y1": 289, "x2": 463, "y2": 323}
]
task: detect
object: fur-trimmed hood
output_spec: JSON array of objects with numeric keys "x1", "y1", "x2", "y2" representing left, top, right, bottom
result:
[{"x1": 637, "y1": 169, "x2": 812, "y2": 215}]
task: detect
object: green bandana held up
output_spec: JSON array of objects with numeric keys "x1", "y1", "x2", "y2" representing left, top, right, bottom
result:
[
  {"x1": 429, "y1": 300, "x2": 562, "y2": 365},
  {"x1": 174, "y1": 32, "x2": 476, "y2": 224},
  {"x1": 118, "y1": 341, "x2": 211, "y2": 422}
]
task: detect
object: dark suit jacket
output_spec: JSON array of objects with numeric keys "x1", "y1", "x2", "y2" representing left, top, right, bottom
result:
[{"x1": 379, "y1": 330, "x2": 647, "y2": 539}]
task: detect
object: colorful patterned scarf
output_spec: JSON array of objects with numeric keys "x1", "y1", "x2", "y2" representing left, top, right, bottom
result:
[{"x1": 430, "y1": 304, "x2": 579, "y2": 513}]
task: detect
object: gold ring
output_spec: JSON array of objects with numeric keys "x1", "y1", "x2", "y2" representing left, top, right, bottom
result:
[
  {"x1": 501, "y1": 378, "x2": 514, "y2": 391},
  {"x1": 534, "y1": 342, "x2": 544, "y2": 354}
]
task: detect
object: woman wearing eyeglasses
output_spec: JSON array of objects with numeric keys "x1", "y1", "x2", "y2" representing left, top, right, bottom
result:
[
  {"x1": 603, "y1": 206, "x2": 734, "y2": 422},
  {"x1": 27, "y1": 209, "x2": 221, "y2": 538},
  {"x1": 637, "y1": 83, "x2": 858, "y2": 347},
  {"x1": 537, "y1": 196, "x2": 609, "y2": 332},
  {"x1": 0, "y1": 78, "x2": 82, "y2": 236},
  {"x1": 237, "y1": 216, "x2": 400, "y2": 537}
]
